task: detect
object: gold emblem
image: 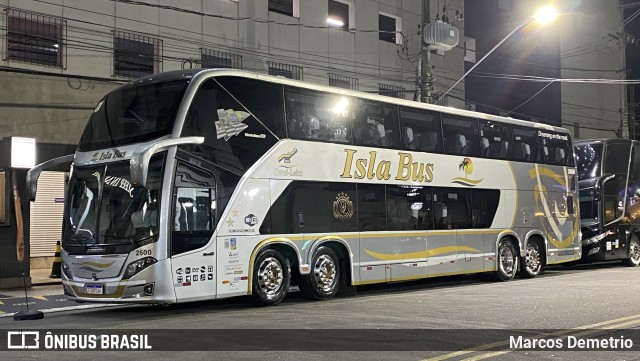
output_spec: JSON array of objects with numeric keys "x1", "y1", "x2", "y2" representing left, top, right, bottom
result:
[{"x1": 333, "y1": 192, "x2": 354, "y2": 221}]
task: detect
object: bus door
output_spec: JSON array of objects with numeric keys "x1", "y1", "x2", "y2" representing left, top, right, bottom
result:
[{"x1": 169, "y1": 161, "x2": 218, "y2": 302}]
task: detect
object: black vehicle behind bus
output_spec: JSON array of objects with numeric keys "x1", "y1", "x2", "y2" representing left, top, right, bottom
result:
[{"x1": 575, "y1": 138, "x2": 640, "y2": 266}]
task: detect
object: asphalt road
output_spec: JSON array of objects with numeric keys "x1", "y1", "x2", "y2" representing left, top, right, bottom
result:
[{"x1": 1, "y1": 262, "x2": 640, "y2": 360}]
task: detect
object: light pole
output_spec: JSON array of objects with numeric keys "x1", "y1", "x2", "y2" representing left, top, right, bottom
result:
[{"x1": 436, "y1": 5, "x2": 558, "y2": 104}]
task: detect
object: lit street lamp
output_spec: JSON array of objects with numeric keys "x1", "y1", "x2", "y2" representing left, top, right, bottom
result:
[{"x1": 436, "y1": 5, "x2": 558, "y2": 104}]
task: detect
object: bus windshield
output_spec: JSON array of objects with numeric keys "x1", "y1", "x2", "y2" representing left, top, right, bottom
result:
[
  {"x1": 78, "y1": 79, "x2": 189, "y2": 151},
  {"x1": 575, "y1": 143, "x2": 603, "y2": 180},
  {"x1": 63, "y1": 155, "x2": 164, "y2": 246}
]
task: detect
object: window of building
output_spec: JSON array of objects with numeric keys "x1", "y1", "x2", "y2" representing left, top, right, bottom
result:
[
  {"x1": 378, "y1": 84, "x2": 405, "y2": 99},
  {"x1": 328, "y1": 0, "x2": 352, "y2": 30},
  {"x1": 328, "y1": 73, "x2": 358, "y2": 90},
  {"x1": 267, "y1": 61, "x2": 303, "y2": 80},
  {"x1": 285, "y1": 87, "x2": 352, "y2": 143},
  {"x1": 442, "y1": 116, "x2": 479, "y2": 157},
  {"x1": 113, "y1": 31, "x2": 162, "y2": 78},
  {"x1": 6, "y1": 9, "x2": 64, "y2": 68},
  {"x1": 352, "y1": 99, "x2": 399, "y2": 148},
  {"x1": 379, "y1": 12, "x2": 402, "y2": 44},
  {"x1": 201, "y1": 49, "x2": 242, "y2": 69},
  {"x1": 268, "y1": 0, "x2": 300, "y2": 18},
  {"x1": 0, "y1": 170, "x2": 6, "y2": 224},
  {"x1": 399, "y1": 106, "x2": 442, "y2": 153},
  {"x1": 464, "y1": 37, "x2": 476, "y2": 63}
]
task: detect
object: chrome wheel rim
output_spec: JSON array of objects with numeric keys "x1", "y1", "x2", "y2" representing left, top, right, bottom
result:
[
  {"x1": 631, "y1": 241, "x2": 640, "y2": 265},
  {"x1": 313, "y1": 254, "x2": 337, "y2": 292},
  {"x1": 499, "y1": 244, "x2": 515, "y2": 276},
  {"x1": 257, "y1": 257, "x2": 283, "y2": 297},
  {"x1": 525, "y1": 245, "x2": 541, "y2": 274}
]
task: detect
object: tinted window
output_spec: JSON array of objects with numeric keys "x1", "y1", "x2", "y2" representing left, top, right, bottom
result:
[
  {"x1": 631, "y1": 145, "x2": 640, "y2": 182},
  {"x1": 261, "y1": 181, "x2": 357, "y2": 234},
  {"x1": 539, "y1": 131, "x2": 572, "y2": 166},
  {"x1": 604, "y1": 143, "x2": 631, "y2": 174},
  {"x1": 399, "y1": 107, "x2": 442, "y2": 153},
  {"x1": 353, "y1": 99, "x2": 399, "y2": 148},
  {"x1": 285, "y1": 88, "x2": 352, "y2": 143},
  {"x1": 172, "y1": 162, "x2": 215, "y2": 256},
  {"x1": 433, "y1": 188, "x2": 472, "y2": 229},
  {"x1": 575, "y1": 143, "x2": 603, "y2": 179},
  {"x1": 387, "y1": 185, "x2": 433, "y2": 230},
  {"x1": 479, "y1": 120, "x2": 512, "y2": 160},
  {"x1": 442, "y1": 116, "x2": 479, "y2": 157},
  {"x1": 181, "y1": 78, "x2": 282, "y2": 175},
  {"x1": 603, "y1": 175, "x2": 625, "y2": 223},
  {"x1": 357, "y1": 184, "x2": 386, "y2": 231},
  {"x1": 79, "y1": 80, "x2": 188, "y2": 151},
  {"x1": 512, "y1": 126, "x2": 540, "y2": 163},
  {"x1": 471, "y1": 189, "x2": 500, "y2": 228}
]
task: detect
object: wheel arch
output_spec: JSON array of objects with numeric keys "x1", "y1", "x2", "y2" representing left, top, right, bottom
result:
[
  {"x1": 308, "y1": 236, "x2": 354, "y2": 286},
  {"x1": 248, "y1": 237, "x2": 302, "y2": 296},
  {"x1": 524, "y1": 230, "x2": 548, "y2": 265}
]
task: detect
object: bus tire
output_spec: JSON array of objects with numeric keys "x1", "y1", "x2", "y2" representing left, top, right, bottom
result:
[
  {"x1": 496, "y1": 239, "x2": 517, "y2": 281},
  {"x1": 520, "y1": 241, "x2": 543, "y2": 278},
  {"x1": 300, "y1": 246, "x2": 341, "y2": 300},
  {"x1": 250, "y1": 249, "x2": 291, "y2": 306},
  {"x1": 623, "y1": 235, "x2": 640, "y2": 267}
]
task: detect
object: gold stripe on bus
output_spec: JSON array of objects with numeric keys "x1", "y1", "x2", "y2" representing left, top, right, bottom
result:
[{"x1": 364, "y1": 246, "x2": 481, "y2": 261}]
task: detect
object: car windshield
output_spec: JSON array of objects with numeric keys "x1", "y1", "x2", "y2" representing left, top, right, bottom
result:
[{"x1": 63, "y1": 155, "x2": 164, "y2": 246}]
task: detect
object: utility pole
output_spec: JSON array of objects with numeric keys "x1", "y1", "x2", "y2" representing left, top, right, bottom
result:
[
  {"x1": 416, "y1": 0, "x2": 433, "y2": 103},
  {"x1": 620, "y1": 5, "x2": 630, "y2": 139}
]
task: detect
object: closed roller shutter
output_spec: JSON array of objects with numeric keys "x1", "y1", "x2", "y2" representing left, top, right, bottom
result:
[{"x1": 30, "y1": 171, "x2": 66, "y2": 257}]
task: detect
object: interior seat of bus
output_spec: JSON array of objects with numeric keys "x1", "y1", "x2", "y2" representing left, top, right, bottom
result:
[
  {"x1": 515, "y1": 142, "x2": 531, "y2": 162},
  {"x1": 445, "y1": 133, "x2": 470, "y2": 155}
]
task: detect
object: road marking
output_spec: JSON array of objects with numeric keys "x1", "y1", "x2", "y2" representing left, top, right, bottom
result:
[
  {"x1": 32, "y1": 296, "x2": 48, "y2": 301},
  {"x1": 422, "y1": 312, "x2": 640, "y2": 361}
]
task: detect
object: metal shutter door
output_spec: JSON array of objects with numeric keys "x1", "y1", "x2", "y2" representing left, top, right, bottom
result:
[{"x1": 30, "y1": 171, "x2": 65, "y2": 257}]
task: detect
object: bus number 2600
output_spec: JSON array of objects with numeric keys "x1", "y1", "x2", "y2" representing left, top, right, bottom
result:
[{"x1": 136, "y1": 249, "x2": 152, "y2": 256}]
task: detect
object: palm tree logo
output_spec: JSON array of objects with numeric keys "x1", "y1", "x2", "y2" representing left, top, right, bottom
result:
[{"x1": 458, "y1": 157, "x2": 473, "y2": 178}]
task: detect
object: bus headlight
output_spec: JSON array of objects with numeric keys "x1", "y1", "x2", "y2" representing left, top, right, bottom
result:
[
  {"x1": 582, "y1": 233, "x2": 607, "y2": 245},
  {"x1": 61, "y1": 261, "x2": 72, "y2": 279},
  {"x1": 123, "y1": 257, "x2": 157, "y2": 279}
]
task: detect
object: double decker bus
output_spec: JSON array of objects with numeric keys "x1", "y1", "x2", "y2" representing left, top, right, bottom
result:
[
  {"x1": 575, "y1": 139, "x2": 640, "y2": 266},
  {"x1": 28, "y1": 69, "x2": 580, "y2": 305}
]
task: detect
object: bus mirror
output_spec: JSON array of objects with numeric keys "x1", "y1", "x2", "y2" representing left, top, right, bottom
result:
[
  {"x1": 26, "y1": 154, "x2": 74, "y2": 202},
  {"x1": 130, "y1": 137, "x2": 204, "y2": 188}
]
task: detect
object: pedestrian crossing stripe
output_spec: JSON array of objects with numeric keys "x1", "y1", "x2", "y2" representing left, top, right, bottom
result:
[{"x1": 32, "y1": 296, "x2": 48, "y2": 301}]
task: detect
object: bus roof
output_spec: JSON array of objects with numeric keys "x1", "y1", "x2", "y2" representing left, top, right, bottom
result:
[{"x1": 131, "y1": 68, "x2": 571, "y2": 135}]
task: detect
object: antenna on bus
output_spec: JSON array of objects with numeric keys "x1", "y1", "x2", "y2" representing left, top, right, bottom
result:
[{"x1": 13, "y1": 271, "x2": 44, "y2": 321}]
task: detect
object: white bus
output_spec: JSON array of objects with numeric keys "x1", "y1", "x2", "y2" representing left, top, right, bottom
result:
[{"x1": 28, "y1": 69, "x2": 580, "y2": 305}]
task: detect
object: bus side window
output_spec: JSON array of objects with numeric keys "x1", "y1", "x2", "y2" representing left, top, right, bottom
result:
[
  {"x1": 479, "y1": 120, "x2": 512, "y2": 160},
  {"x1": 172, "y1": 162, "x2": 216, "y2": 256},
  {"x1": 386, "y1": 185, "x2": 432, "y2": 230},
  {"x1": 512, "y1": 126, "x2": 540, "y2": 163},
  {"x1": 398, "y1": 107, "x2": 442, "y2": 153},
  {"x1": 285, "y1": 88, "x2": 352, "y2": 144},
  {"x1": 442, "y1": 116, "x2": 479, "y2": 157},
  {"x1": 353, "y1": 100, "x2": 399, "y2": 149},
  {"x1": 471, "y1": 189, "x2": 500, "y2": 228},
  {"x1": 357, "y1": 184, "x2": 386, "y2": 231},
  {"x1": 433, "y1": 188, "x2": 472, "y2": 229}
]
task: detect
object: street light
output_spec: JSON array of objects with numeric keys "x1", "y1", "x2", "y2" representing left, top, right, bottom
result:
[{"x1": 436, "y1": 5, "x2": 558, "y2": 104}]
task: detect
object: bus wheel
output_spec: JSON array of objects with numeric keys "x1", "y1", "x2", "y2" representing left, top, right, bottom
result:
[
  {"x1": 496, "y1": 240, "x2": 517, "y2": 281},
  {"x1": 520, "y1": 241, "x2": 543, "y2": 278},
  {"x1": 623, "y1": 236, "x2": 640, "y2": 267},
  {"x1": 251, "y1": 249, "x2": 291, "y2": 306},
  {"x1": 300, "y1": 246, "x2": 341, "y2": 300}
]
